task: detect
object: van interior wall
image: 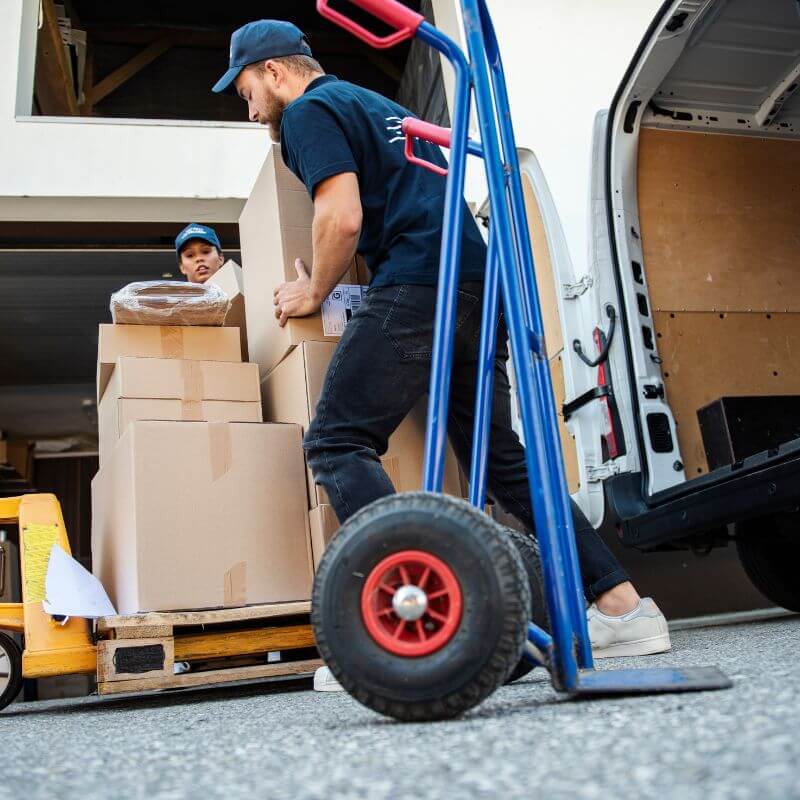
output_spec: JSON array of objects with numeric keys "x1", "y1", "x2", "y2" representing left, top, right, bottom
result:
[{"x1": 637, "y1": 127, "x2": 800, "y2": 478}]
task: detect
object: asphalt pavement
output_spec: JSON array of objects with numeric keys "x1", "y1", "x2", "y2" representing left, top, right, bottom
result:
[{"x1": 1, "y1": 615, "x2": 797, "y2": 800}]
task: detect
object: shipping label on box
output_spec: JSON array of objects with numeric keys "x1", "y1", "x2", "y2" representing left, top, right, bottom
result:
[{"x1": 321, "y1": 285, "x2": 366, "y2": 336}]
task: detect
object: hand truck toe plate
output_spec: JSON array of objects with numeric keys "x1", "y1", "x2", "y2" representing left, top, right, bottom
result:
[{"x1": 573, "y1": 665, "x2": 732, "y2": 696}]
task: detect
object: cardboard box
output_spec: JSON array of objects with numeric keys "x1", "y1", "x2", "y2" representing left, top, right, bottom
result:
[
  {"x1": 261, "y1": 340, "x2": 463, "y2": 506},
  {"x1": 91, "y1": 421, "x2": 313, "y2": 615},
  {"x1": 208, "y1": 260, "x2": 249, "y2": 361},
  {"x1": 98, "y1": 357, "x2": 262, "y2": 465},
  {"x1": 96, "y1": 324, "x2": 242, "y2": 401},
  {"x1": 238, "y1": 145, "x2": 363, "y2": 376},
  {"x1": 309, "y1": 504, "x2": 339, "y2": 572},
  {"x1": 99, "y1": 398, "x2": 262, "y2": 466}
]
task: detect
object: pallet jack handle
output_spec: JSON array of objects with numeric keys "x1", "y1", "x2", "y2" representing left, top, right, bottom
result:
[{"x1": 316, "y1": 0, "x2": 424, "y2": 49}]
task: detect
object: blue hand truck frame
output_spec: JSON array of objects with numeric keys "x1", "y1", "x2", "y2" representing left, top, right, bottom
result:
[{"x1": 317, "y1": 0, "x2": 731, "y2": 697}]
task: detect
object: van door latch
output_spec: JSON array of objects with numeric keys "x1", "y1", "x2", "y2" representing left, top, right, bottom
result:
[
  {"x1": 562, "y1": 275, "x2": 593, "y2": 299},
  {"x1": 586, "y1": 463, "x2": 621, "y2": 483}
]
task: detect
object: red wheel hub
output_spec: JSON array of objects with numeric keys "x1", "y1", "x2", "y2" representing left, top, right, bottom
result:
[{"x1": 361, "y1": 550, "x2": 463, "y2": 657}]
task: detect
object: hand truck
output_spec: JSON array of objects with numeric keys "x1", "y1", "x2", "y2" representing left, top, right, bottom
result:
[{"x1": 311, "y1": 0, "x2": 732, "y2": 721}]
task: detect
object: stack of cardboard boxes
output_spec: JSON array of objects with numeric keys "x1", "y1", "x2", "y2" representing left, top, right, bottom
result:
[
  {"x1": 91, "y1": 320, "x2": 313, "y2": 616},
  {"x1": 91, "y1": 143, "x2": 464, "y2": 617},
  {"x1": 241, "y1": 146, "x2": 463, "y2": 570}
]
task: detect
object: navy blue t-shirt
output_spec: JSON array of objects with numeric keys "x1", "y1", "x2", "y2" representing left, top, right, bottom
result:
[{"x1": 279, "y1": 75, "x2": 487, "y2": 288}]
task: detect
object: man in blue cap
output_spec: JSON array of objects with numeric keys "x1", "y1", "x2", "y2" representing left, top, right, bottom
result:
[
  {"x1": 174, "y1": 223, "x2": 225, "y2": 284},
  {"x1": 214, "y1": 21, "x2": 671, "y2": 690}
]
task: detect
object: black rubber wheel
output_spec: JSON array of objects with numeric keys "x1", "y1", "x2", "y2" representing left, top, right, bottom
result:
[
  {"x1": 736, "y1": 514, "x2": 800, "y2": 612},
  {"x1": 503, "y1": 528, "x2": 550, "y2": 683},
  {"x1": 311, "y1": 492, "x2": 530, "y2": 722},
  {"x1": 0, "y1": 632, "x2": 23, "y2": 712}
]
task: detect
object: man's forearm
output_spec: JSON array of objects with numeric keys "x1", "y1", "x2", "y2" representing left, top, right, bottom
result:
[{"x1": 309, "y1": 210, "x2": 360, "y2": 302}]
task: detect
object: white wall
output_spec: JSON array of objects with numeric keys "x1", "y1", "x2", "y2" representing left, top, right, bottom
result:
[
  {"x1": 440, "y1": 0, "x2": 663, "y2": 277},
  {"x1": 0, "y1": 0, "x2": 270, "y2": 222},
  {"x1": 1, "y1": 0, "x2": 661, "y2": 236}
]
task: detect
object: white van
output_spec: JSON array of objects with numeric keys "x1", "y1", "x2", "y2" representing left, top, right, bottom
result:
[{"x1": 514, "y1": 0, "x2": 800, "y2": 612}]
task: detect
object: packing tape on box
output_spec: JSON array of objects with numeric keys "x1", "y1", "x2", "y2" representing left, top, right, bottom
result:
[
  {"x1": 208, "y1": 422, "x2": 232, "y2": 481},
  {"x1": 181, "y1": 400, "x2": 203, "y2": 421},
  {"x1": 159, "y1": 327, "x2": 185, "y2": 359},
  {"x1": 224, "y1": 561, "x2": 247, "y2": 607},
  {"x1": 180, "y1": 360, "x2": 204, "y2": 401}
]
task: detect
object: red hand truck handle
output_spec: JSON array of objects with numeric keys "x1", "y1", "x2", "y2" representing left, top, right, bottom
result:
[
  {"x1": 317, "y1": 0, "x2": 425, "y2": 49},
  {"x1": 402, "y1": 117, "x2": 450, "y2": 176}
]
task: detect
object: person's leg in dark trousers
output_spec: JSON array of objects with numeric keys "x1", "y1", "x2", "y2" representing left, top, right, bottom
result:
[
  {"x1": 306, "y1": 279, "x2": 630, "y2": 603},
  {"x1": 305, "y1": 283, "x2": 485, "y2": 521},
  {"x1": 445, "y1": 304, "x2": 630, "y2": 603}
]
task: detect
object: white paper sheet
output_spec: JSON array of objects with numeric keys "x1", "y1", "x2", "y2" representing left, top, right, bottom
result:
[{"x1": 42, "y1": 544, "x2": 116, "y2": 619}]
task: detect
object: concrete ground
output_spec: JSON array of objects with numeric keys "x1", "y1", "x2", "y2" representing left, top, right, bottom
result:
[{"x1": 1, "y1": 614, "x2": 797, "y2": 800}]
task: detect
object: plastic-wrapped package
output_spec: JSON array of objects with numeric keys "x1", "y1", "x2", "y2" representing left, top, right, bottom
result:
[{"x1": 110, "y1": 281, "x2": 231, "y2": 326}]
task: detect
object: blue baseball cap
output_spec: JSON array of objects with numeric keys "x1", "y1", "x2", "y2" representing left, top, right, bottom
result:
[
  {"x1": 212, "y1": 20, "x2": 313, "y2": 94},
  {"x1": 175, "y1": 223, "x2": 222, "y2": 257}
]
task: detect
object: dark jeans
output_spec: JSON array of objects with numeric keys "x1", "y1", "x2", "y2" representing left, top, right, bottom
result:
[{"x1": 304, "y1": 282, "x2": 629, "y2": 601}]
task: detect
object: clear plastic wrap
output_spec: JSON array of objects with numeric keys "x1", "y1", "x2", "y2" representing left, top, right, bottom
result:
[{"x1": 110, "y1": 281, "x2": 231, "y2": 326}]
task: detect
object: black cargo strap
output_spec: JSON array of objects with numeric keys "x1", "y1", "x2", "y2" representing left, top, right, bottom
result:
[{"x1": 562, "y1": 386, "x2": 611, "y2": 422}]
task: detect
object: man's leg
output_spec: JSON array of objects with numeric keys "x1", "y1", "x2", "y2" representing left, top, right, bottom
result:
[
  {"x1": 447, "y1": 337, "x2": 671, "y2": 656},
  {"x1": 446, "y1": 333, "x2": 633, "y2": 605},
  {"x1": 304, "y1": 285, "x2": 431, "y2": 522}
]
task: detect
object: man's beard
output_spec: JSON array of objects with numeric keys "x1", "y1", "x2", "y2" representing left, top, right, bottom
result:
[{"x1": 264, "y1": 95, "x2": 286, "y2": 143}]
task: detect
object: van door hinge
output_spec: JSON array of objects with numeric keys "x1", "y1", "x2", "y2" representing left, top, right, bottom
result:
[
  {"x1": 586, "y1": 463, "x2": 621, "y2": 483},
  {"x1": 562, "y1": 275, "x2": 593, "y2": 299}
]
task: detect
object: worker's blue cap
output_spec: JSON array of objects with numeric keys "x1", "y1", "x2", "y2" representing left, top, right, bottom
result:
[
  {"x1": 212, "y1": 20, "x2": 313, "y2": 94},
  {"x1": 175, "y1": 223, "x2": 222, "y2": 256}
]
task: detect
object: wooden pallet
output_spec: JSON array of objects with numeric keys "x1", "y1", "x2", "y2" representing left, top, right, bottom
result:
[{"x1": 95, "y1": 601, "x2": 321, "y2": 696}]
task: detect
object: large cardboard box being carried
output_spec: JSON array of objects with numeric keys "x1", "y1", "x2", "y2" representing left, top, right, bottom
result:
[
  {"x1": 91, "y1": 421, "x2": 313, "y2": 615},
  {"x1": 261, "y1": 340, "x2": 462, "y2": 507},
  {"x1": 239, "y1": 145, "x2": 366, "y2": 377},
  {"x1": 208, "y1": 260, "x2": 249, "y2": 361},
  {"x1": 98, "y1": 357, "x2": 262, "y2": 466},
  {"x1": 96, "y1": 324, "x2": 242, "y2": 401}
]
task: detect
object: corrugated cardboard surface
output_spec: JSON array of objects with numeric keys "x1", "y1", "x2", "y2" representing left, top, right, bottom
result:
[
  {"x1": 238, "y1": 145, "x2": 361, "y2": 376},
  {"x1": 96, "y1": 325, "x2": 241, "y2": 400},
  {"x1": 309, "y1": 504, "x2": 339, "y2": 572},
  {"x1": 98, "y1": 397, "x2": 262, "y2": 466},
  {"x1": 107, "y1": 357, "x2": 259, "y2": 402},
  {"x1": 91, "y1": 421, "x2": 312, "y2": 614},
  {"x1": 261, "y1": 340, "x2": 463, "y2": 506},
  {"x1": 208, "y1": 260, "x2": 248, "y2": 361}
]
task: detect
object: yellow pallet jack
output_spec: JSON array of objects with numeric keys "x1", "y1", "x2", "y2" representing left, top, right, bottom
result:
[
  {"x1": 0, "y1": 493, "x2": 321, "y2": 710},
  {"x1": 0, "y1": 494, "x2": 97, "y2": 708}
]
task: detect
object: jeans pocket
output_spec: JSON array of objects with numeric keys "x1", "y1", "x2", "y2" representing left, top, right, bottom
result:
[{"x1": 381, "y1": 285, "x2": 480, "y2": 359}]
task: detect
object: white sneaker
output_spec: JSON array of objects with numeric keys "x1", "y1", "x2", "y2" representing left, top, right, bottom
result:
[
  {"x1": 588, "y1": 598, "x2": 671, "y2": 658},
  {"x1": 313, "y1": 666, "x2": 344, "y2": 693}
]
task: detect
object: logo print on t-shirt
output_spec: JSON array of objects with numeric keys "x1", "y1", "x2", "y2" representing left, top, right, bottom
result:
[{"x1": 385, "y1": 116, "x2": 404, "y2": 144}]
